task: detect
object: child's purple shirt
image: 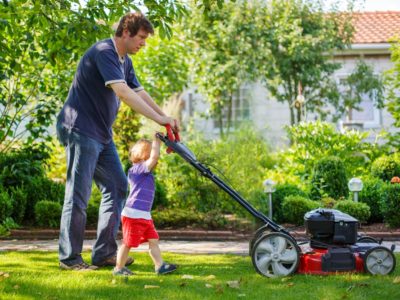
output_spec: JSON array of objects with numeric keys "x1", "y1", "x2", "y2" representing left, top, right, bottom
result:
[{"x1": 125, "y1": 162, "x2": 155, "y2": 212}]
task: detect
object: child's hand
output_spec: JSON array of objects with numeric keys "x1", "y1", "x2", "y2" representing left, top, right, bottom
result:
[{"x1": 154, "y1": 132, "x2": 162, "y2": 143}]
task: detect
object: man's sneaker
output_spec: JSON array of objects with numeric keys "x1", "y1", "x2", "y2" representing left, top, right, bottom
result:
[
  {"x1": 59, "y1": 261, "x2": 98, "y2": 271},
  {"x1": 94, "y1": 255, "x2": 134, "y2": 267},
  {"x1": 156, "y1": 263, "x2": 178, "y2": 275},
  {"x1": 112, "y1": 267, "x2": 134, "y2": 276}
]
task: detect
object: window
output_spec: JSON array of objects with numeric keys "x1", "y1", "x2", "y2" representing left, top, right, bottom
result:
[
  {"x1": 213, "y1": 87, "x2": 251, "y2": 128},
  {"x1": 346, "y1": 91, "x2": 380, "y2": 129},
  {"x1": 338, "y1": 77, "x2": 381, "y2": 129}
]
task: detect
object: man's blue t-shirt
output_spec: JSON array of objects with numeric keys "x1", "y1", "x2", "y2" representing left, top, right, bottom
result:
[{"x1": 57, "y1": 38, "x2": 143, "y2": 144}]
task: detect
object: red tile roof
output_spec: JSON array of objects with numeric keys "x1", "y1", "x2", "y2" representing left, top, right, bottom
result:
[{"x1": 353, "y1": 11, "x2": 400, "y2": 44}]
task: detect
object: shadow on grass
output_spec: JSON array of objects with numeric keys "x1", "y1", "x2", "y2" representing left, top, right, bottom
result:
[
  {"x1": 0, "y1": 251, "x2": 256, "y2": 300},
  {"x1": 1, "y1": 251, "x2": 399, "y2": 300}
]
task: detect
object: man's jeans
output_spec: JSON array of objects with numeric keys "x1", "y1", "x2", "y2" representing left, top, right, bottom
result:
[{"x1": 56, "y1": 122, "x2": 127, "y2": 266}]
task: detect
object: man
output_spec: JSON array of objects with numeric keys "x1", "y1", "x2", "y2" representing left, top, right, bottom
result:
[{"x1": 56, "y1": 12, "x2": 178, "y2": 270}]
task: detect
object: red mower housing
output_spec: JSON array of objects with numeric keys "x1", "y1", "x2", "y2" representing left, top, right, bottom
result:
[{"x1": 297, "y1": 247, "x2": 364, "y2": 274}]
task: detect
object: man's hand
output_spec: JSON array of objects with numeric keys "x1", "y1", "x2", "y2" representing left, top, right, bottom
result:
[
  {"x1": 172, "y1": 119, "x2": 180, "y2": 133},
  {"x1": 160, "y1": 116, "x2": 180, "y2": 133}
]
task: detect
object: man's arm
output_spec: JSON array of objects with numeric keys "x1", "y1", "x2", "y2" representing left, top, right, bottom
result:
[
  {"x1": 137, "y1": 90, "x2": 180, "y2": 132},
  {"x1": 137, "y1": 90, "x2": 165, "y2": 116},
  {"x1": 110, "y1": 82, "x2": 173, "y2": 126}
]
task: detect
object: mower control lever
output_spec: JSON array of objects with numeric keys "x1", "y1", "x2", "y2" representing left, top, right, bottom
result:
[{"x1": 164, "y1": 124, "x2": 180, "y2": 153}]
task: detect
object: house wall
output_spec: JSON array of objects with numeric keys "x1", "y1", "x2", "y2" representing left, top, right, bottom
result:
[
  {"x1": 333, "y1": 53, "x2": 397, "y2": 143},
  {"x1": 181, "y1": 52, "x2": 397, "y2": 148}
]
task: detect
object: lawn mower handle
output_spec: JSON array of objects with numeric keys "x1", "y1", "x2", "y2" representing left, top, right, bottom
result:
[
  {"x1": 164, "y1": 124, "x2": 180, "y2": 153},
  {"x1": 156, "y1": 125, "x2": 291, "y2": 237}
]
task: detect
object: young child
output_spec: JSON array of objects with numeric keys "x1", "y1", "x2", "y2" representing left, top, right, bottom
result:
[{"x1": 113, "y1": 135, "x2": 178, "y2": 276}]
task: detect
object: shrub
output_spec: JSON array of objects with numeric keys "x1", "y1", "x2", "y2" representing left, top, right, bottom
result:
[
  {"x1": 24, "y1": 177, "x2": 65, "y2": 222},
  {"x1": 153, "y1": 208, "x2": 228, "y2": 229},
  {"x1": 310, "y1": 156, "x2": 348, "y2": 200},
  {"x1": 202, "y1": 210, "x2": 229, "y2": 229},
  {"x1": 157, "y1": 146, "x2": 227, "y2": 212},
  {"x1": 0, "y1": 224, "x2": 9, "y2": 237},
  {"x1": 371, "y1": 155, "x2": 400, "y2": 182},
  {"x1": 334, "y1": 200, "x2": 371, "y2": 223},
  {"x1": 278, "y1": 121, "x2": 384, "y2": 181},
  {"x1": 153, "y1": 208, "x2": 198, "y2": 228},
  {"x1": 0, "y1": 217, "x2": 19, "y2": 237},
  {"x1": 320, "y1": 197, "x2": 337, "y2": 208},
  {"x1": 358, "y1": 177, "x2": 386, "y2": 223},
  {"x1": 248, "y1": 189, "x2": 269, "y2": 221},
  {"x1": 8, "y1": 186, "x2": 28, "y2": 224},
  {"x1": 153, "y1": 178, "x2": 168, "y2": 209},
  {"x1": 282, "y1": 195, "x2": 319, "y2": 225},
  {"x1": 0, "y1": 146, "x2": 64, "y2": 225},
  {"x1": 0, "y1": 147, "x2": 46, "y2": 188},
  {"x1": 45, "y1": 140, "x2": 67, "y2": 182},
  {"x1": 153, "y1": 208, "x2": 202, "y2": 228},
  {"x1": 28, "y1": 177, "x2": 65, "y2": 204},
  {"x1": 34, "y1": 200, "x2": 62, "y2": 228},
  {"x1": 0, "y1": 189, "x2": 12, "y2": 222},
  {"x1": 2, "y1": 217, "x2": 19, "y2": 229},
  {"x1": 156, "y1": 126, "x2": 274, "y2": 219},
  {"x1": 380, "y1": 183, "x2": 400, "y2": 228},
  {"x1": 271, "y1": 183, "x2": 307, "y2": 222}
]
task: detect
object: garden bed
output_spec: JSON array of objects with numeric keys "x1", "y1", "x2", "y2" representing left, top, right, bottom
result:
[{"x1": 4, "y1": 222, "x2": 400, "y2": 242}]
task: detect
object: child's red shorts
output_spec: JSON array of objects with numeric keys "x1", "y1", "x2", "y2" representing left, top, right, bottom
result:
[{"x1": 121, "y1": 216, "x2": 159, "y2": 248}]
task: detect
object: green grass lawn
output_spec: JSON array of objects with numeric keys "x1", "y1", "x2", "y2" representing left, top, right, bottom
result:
[{"x1": 0, "y1": 251, "x2": 399, "y2": 300}]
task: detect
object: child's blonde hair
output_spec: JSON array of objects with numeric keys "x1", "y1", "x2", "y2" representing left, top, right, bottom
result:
[{"x1": 129, "y1": 139, "x2": 152, "y2": 163}]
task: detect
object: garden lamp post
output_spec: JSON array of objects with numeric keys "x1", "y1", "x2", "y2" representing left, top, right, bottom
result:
[
  {"x1": 263, "y1": 179, "x2": 276, "y2": 219},
  {"x1": 348, "y1": 178, "x2": 363, "y2": 202}
]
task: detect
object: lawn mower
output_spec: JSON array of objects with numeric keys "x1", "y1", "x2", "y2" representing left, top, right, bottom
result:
[{"x1": 157, "y1": 126, "x2": 396, "y2": 278}]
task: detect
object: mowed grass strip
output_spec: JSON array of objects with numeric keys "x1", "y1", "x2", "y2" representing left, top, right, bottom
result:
[{"x1": 0, "y1": 251, "x2": 399, "y2": 300}]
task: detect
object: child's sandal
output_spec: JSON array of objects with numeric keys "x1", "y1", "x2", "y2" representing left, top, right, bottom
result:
[{"x1": 156, "y1": 263, "x2": 178, "y2": 275}]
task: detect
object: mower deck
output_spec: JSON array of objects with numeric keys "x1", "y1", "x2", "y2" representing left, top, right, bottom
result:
[{"x1": 297, "y1": 247, "x2": 364, "y2": 274}]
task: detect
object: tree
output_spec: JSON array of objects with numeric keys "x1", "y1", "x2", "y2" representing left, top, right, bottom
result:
[
  {"x1": 285, "y1": 121, "x2": 371, "y2": 177},
  {"x1": 0, "y1": 0, "x2": 217, "y2": 152},
  {"x1": 184, "y1": 1, "x2": 269, "y2": 136},
  {"x1": 184, "y1": 0, "x2": 376, "y2": 133},
  {"x1": 337, "y1": 60, "x2": 384, "y2": 122},
  {"x1": 259, "y1": 0, "x2": 354, "y2": 125},
  {"x1": 385, "y1": 38, "x2": 400, "y2": 148}
]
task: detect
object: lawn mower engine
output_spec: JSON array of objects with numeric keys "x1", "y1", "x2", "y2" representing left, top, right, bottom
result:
[{"x1": 297, "y1": 208, "x2": 396, "y2": 275}]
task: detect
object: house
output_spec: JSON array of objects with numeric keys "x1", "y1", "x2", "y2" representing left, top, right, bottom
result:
[{"x1": 181, "y1": 11, "x2": 400, "y2": 148}]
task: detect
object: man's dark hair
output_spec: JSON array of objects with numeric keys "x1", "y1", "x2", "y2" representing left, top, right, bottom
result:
[{"x1": 115, "y1": 12, "x2": 154, "y2": 37}]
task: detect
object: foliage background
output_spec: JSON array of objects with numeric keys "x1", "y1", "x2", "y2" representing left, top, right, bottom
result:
[{"x1": 0, "y1": 0, "x2": 400, "y2": 231}]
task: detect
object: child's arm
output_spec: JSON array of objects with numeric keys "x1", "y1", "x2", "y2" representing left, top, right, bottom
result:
[{"x1": 144, "y1": 134, "x2": 161, "y2": 171}]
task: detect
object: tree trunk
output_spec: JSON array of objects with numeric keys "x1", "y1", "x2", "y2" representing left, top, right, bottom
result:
[
  {"x1": 226, "y1": 93, "x2": 232, "y2": 134},
  {"x1": 289, "y1": 105, "x2": 295, "y2": 126},
  {"x1": 296, "y1": 106, "x2": 302, "y2": 123},
  {"x1": 217, "y1": 101, "x2": 224, "y2": 137}
]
